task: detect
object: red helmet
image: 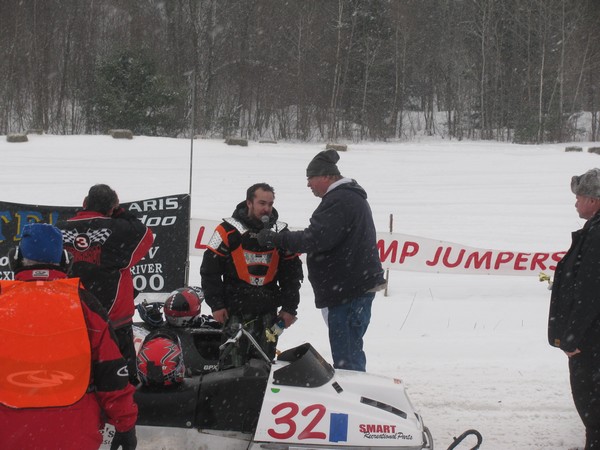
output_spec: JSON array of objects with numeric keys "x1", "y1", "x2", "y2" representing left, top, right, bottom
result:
[
  {"x1": 164, "y1": 287, "x2": 203, "y2": 327},
  {"x1": 136, "y1": 336, "x2": 185, "y2": 386}
]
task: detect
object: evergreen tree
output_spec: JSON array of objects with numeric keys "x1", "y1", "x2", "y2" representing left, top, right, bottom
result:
[{"x1": 91, "y1": 51, "x2": 184, "y2": 136}]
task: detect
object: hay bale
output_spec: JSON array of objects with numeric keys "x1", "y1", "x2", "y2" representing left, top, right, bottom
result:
[
  {"x1": 326, "y1": 143, "x2": 347, "y2": 152},
  {"x1": 259, "y1": 140, "x2": 278, "y2": 144},
  {"x1": 28, "y1": 129, "x2": 44, "y2": 135},
  {"x1": 109, "y1": 129, "x2": 133, "y2": 139},
  {"x1": 588, "y1": 147, "x2": 600, "y2": 155},
  {"x1": 6, "y1": 133, "x2": 28, "y2": 143},
  {"x1": 565, "y1": 146, "x2": 582, "y2": 152},
  {"x1": 225, "y1": 138, "x2": 248, "y2": 147}
]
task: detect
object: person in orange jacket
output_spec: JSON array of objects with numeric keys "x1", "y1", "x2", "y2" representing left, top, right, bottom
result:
[{"x1": 0, "y1": 223, "x2": 137, "y2": 450}]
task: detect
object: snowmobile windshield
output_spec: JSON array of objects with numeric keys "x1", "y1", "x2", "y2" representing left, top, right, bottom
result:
[{"x1": 273, "y1": 343, "x2": 334, "y2": 388}]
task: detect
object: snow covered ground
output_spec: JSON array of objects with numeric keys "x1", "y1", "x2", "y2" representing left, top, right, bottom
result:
[{"x1": 2, "y1": 133, "x2": 598, "y2": 449}]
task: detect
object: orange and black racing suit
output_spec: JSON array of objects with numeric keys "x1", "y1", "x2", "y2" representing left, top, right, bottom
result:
[{"x1": 200, "y1": 203, "x2": 302, "y2": 363}]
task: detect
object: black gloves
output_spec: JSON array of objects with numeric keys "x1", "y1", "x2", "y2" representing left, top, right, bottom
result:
[
  {"x1": 110, "y1": 428, "x2": 137, "y2": 450},
  {"x1": 256, "y1": 229, "x2": 282, "y2": 248}
]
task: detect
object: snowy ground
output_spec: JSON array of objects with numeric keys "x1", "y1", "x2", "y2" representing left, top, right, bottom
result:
[{"x1": 2, "y1": 134, "x2": 598, "y2": 449}]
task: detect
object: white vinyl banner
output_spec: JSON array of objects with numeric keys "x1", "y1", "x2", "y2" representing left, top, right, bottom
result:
[{"x1": 189, "y1": 218, "x2": 565, "y2": 276}]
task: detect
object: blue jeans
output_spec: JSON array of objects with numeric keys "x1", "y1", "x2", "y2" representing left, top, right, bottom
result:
[{"x1": 326, "y1": 293, "x2": 374, "y2": 371}]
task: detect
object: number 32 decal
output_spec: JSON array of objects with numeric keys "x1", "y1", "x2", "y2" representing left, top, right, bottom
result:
[{"x1": 268, "y1": 402, "x2": 327, "y2": 440}]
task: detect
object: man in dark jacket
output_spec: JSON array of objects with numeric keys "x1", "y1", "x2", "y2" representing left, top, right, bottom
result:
[
  {"x1": 200, "y1": 183, "x2": 303, "y2": 366},
  {"x1": 0, "y1": 223, "x2": 137, "y2": 450},
  {"x1": 258, "y1": 150, "x2": 385, "y2": 371},
  {"x1": 549, "y1": 168, "x2": 600, "y2": 450},
  {"x1": 58, "y1": 184, "x2": 154, "y2": 381}
]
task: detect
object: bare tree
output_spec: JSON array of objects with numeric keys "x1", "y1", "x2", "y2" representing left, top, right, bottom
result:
[{"x1": 0, "y1": 0, "x2": 597, "y2": 141}]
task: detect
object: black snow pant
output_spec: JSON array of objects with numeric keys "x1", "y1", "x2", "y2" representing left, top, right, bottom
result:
[{"x1": 570, "y1": 348, "x2": 600, "y2": 449}]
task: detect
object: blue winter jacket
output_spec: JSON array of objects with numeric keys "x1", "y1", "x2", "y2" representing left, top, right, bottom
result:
[{"x1": 280, "y1": 179, "x2": 385, "y2": 308}]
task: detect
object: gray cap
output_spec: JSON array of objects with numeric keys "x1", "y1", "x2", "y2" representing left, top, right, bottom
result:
[
  {"x1": 571, "y1": 168, "x2": 600, "y2": 198},
  {"x1": 306, "y1": 150, "x2": 341, "y2": 177}
]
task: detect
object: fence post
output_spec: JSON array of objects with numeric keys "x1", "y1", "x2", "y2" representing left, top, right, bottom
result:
[{"x1": 384, "y1": 213, "x2": 393, "y2": 297}]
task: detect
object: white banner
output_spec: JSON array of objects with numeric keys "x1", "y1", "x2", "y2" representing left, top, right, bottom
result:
[{"x1": 189, "y1": 218, "x2": 564, "y2": 276}]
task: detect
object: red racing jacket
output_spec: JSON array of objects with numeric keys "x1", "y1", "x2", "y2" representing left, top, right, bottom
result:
[
  {"x1": 0, "y1": 268, "x2": 137, "y2": 450},
  {"x1": 59, "y1": 208, "x2": 154, "y2": 328}
]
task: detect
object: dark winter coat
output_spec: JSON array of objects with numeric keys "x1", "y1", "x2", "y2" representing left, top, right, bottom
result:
[
  {"x1": 200, "y1": 202, "x2": 303, "y2": 316},
  {"x1": 549, "y1": 211, "x2": 600, "y2": 353},
  {"x1": 279, "y1": 179, "x2": 385, "y2": 308},
  {"x1": 58, "y1": 209, "x2": 154, "y2": 328},
  {"x1": 0, "y1": 268, "x2": 137, "y2": 449}
]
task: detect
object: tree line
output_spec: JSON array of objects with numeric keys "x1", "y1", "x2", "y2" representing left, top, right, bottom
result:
[{"x1": 1, "y1": 0, "x2": 598, "y2": 143}]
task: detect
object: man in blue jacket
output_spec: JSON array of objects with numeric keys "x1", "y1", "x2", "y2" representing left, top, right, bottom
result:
[{"x1": 258, "y1": 150, "x2": 385, "y2": 371}]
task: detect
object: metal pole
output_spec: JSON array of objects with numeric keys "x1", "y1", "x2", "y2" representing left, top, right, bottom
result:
[
  {"x1": 189, "y1": 69, "x2": 196, "y2": 196},
  {"x1": 185, "y1": 69, "x2": 196, "y2": 286},
  {"x1": 384, "y1": 213, "x2": 393, "y2": 297}
]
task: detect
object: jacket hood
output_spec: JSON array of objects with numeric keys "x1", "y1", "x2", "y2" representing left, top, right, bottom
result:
[{"x1": 328, "y1": 179, "x2": 367, "y2": 200}]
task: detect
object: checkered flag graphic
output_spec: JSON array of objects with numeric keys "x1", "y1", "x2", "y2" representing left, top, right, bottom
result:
[{"x1": 61, "y1": 228, "x2": 112, "y2": 245}]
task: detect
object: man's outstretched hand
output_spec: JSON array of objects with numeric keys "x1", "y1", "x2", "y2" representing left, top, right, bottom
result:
[{"x1": 257, "y1": 229, "x2": 282, "y2": 248}]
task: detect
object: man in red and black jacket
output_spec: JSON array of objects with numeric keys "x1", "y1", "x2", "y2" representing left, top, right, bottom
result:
[
  {"x1": 58, "y1": 184, "x2": 154, "y2": 381},
  {"x1": 0, "y1": 223, "x2": 137, "y2": 450}
]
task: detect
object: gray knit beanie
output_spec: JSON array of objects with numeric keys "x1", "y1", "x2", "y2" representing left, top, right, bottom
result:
[
  {"x1": 571, "y1": 168, "x2": 600, "y2": 198},
  {"x1": 306, "y1": 150, "x2": 341, "y2": 177}
]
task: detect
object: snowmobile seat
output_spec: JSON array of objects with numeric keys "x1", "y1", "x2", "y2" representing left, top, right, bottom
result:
[
  {"x1": 196, "y1": 358, "x2": 270, "y2": 433},
  {"x1": 135, "y1": 376, "x2": 201, "y2": 428},
  {"x1": 187, "y1": 327, "x2": 222, "y2": 367},
  {"x1": 175, "y1": 328, "x2": 220, "y2": 375}
]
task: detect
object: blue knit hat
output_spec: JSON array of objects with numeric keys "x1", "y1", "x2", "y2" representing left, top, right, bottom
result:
[{"x1": 19, "y1": 223, "x2": 64, "y2": 264}]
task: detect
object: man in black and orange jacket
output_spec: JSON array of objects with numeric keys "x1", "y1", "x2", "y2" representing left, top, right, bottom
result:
[
  {"x1": 58, "y1": 184, "x2": 154, "y2": 381},
  {"x1": 200, "y1": 183, "x2": 303, "y2": 366},
  {"x1": 0, "y1": 223, "x2": 137, "y2": 450}
]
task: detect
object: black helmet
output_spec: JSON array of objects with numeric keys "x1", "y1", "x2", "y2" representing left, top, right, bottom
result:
[
  {"x1": 164, "y1": 287, "x2": 204, "y2": 327},
  {"x1": 136, "y1": 300, "x2": 165, "y2": 327}
]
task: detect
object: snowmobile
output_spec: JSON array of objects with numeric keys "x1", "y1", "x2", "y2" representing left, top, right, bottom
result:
[{"x1": 100, "y1": 314, "x2": 482, "y2": 450}]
